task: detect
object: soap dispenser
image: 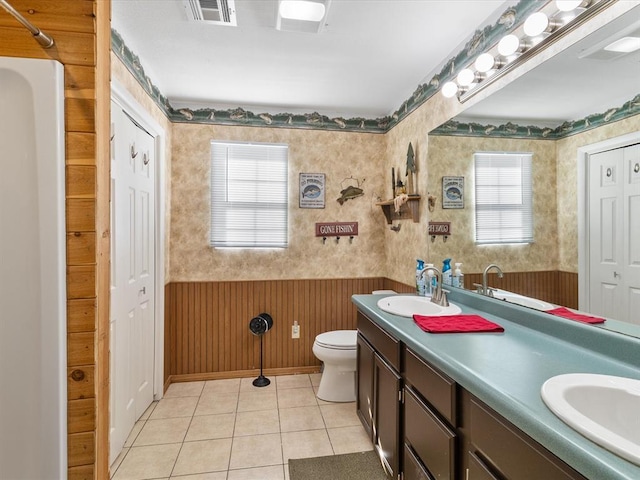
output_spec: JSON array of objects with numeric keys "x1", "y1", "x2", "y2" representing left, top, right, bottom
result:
[
  {"x1": 425, "y1": 263, "x2": 435, "y2": 296},
  {"x1": 442, "y1": 258, "x2": 452, "y2": 286},
  {"x1": 452, "y1": 262, "x2": 463, "y2": 288},
  {"x1": 416, "y1": 259, "x2": 425, "y2": 295}
]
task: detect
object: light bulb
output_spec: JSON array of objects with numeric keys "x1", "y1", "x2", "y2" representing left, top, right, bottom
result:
[
  {"x1": 556, "y1": 0, "x2": 585, "y2": 11},
  {"x1": 456, "y1": 68, "x2": 476, "y2": 87},
  {"x1": 474, "y1": 53, "x2": 495, "y2": 73},
  {"x1": 498, "y1": 34, "x2": 521, "y2": 56},
  {"x1": 441, "y1": 81, "x2": 458, "y2": 98},
  {"x1": 524, "y1": 12, "x2": 550, "y2": 37}
]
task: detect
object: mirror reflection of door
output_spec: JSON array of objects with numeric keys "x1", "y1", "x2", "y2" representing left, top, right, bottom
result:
[{"x1": 588, "y1": 143, "x2": 640, "y2": 325}]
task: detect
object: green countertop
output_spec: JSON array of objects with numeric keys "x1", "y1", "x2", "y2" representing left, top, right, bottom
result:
[{"x1": 352, "y1": 288, "x2": 640, "y2": 480}]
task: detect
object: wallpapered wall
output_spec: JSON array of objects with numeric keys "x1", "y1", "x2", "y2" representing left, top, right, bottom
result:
[
  {"x1": 425, "y1": 135, "x2": 558, "y2": 275},
  {"x1": 169, "y1": 123, "x2": 387, "y2": 281}
]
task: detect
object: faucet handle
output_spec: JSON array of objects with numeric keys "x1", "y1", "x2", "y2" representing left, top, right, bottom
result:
[
  {"x1": 472, "y1": 283, "x2": 484, "y2": 294},
  {"x1": 486, "y1": 287, "x2": 497, "y2": 298}
]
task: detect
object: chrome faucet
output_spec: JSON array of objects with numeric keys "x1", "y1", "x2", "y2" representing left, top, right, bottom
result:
[
  {"x1": 420, "y1": 266, "x2": 449, "y2": 307},
  {"x1": 481, "y1": 264, "x2": 503, "y2": 296}
]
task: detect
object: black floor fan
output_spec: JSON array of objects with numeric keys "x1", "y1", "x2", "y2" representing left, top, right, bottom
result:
[{"x1": 249, "y1": 313, "x2": 273, "y2": 387}]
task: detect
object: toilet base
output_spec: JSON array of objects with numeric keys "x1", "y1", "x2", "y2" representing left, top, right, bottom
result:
[{"x1": 316, "y1": 366, "x2": 356, "y2": 402}]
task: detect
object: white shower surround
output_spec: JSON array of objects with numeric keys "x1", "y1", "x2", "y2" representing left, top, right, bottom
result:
[{"x1": 0, "y1": 56, "x2": 67, "y2": 479}]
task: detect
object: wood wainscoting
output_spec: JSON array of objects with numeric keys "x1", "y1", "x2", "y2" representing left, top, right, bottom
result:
[
  {"x1": 164, "y1": 278, "x2": 387, "y2": 385},
  {"x1": 463, "y1": 270, "x2": 578, "y2": 309},
  {"x1": 164, "y1": 272, "x2": 577, "y2": 387}
]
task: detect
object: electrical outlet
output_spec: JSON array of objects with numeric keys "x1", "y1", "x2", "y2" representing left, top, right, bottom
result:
[{"x1": 292, "y1": 321, "x2": 300, "y2": 339}]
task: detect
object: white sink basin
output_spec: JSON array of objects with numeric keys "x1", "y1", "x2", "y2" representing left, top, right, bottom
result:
[
  {"x1": 376, "y1": 295, "x2": 461, "y2": 318},
  {"x1": 492, "y1": 289, "x2": 555, "y2": 311},
  {"x1": 541, "y1": 373, "x2": 640, "y2": 466}
]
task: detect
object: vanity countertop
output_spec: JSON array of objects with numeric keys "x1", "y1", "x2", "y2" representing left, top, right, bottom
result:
[{"x1": 352, "y1": 289, "x2": 640, "y2": 480}]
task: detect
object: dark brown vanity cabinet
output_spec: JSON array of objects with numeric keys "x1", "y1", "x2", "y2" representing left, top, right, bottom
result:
[
  {"x1": 356, "y1": 310, "x2": 589, "y2": 480},
  {"x1": 404, "y1": 348, "x2": 457, "y2": 480},
  {"x1": 461, "y1": 392, "x2": 588, "y2": 480},
  {"x1": 356, "y1": 312, "x2": 402, "y2": 479}
]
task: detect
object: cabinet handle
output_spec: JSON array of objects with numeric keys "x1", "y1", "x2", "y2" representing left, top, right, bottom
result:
[{"x1": 465, "y1": 468, "x2": 470, "y2": 480}]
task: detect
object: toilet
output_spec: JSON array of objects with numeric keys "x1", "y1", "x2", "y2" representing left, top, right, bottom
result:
[{"x1": 313, "y1": 330, "x2": 358, "y2": 402}]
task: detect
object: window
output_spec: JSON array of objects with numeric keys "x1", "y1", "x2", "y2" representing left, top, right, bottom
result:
[
  {"x1": 474, "y1": 152, "x2": 533, "y2": 245},
  {"x1": 210, "y1": 141, "x2": 288, "y2": 248}
]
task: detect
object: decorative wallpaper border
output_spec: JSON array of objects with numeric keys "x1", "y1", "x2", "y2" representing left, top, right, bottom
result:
[
  {"x1": 430, "y1": 96, "x2": 640, "y2": 139},
  {"x1": 111, "y1": 0, "x2": 639, "y2": 138}
]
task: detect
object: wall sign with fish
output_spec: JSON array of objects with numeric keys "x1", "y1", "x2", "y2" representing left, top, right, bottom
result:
[
  {"x1": 299, "y1": 173, "x2": 325, "y2": 208},
  {"x1": 337, "y1": 176, "x2": 365, "y2": 206},
  {"x1": 442, "y1": 176, "x2": 464, "y2": 209}
]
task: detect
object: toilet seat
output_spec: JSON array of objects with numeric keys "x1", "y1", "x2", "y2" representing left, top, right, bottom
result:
[{"x1": 314, "y1": 330, "x2": 357, "y2": 350}]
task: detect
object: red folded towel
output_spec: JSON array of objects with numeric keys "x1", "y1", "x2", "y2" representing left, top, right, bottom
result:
[
  {"x1": 545, "y1": 307, "x2": 606, "y2": 324},
  {"x1": 413, "y1": 314, "x2": 504, "y2": 333}
]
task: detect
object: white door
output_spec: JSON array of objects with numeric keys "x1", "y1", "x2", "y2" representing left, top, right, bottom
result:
[
  {"x1": 110, "y1": 102, "x2": 156, "y2": 465},
  {"x1": 588, "y1": 143, "x2": 640, "y2": 325}
]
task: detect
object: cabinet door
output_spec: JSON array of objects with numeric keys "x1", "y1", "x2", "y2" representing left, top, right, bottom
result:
[
  {"x1": 356, "y1": 334, "x2": 374, "y2": 438},
  {"x1": 467, "y1": 451, "x2": 499, "y2": 480},
  {"x1": 374, "y1": 353, "x2": 402, "y2": 478},
  {"x1": 404, "y1": 444, "x2": 434, "y2": 480},
  {"x1": 404, "y1": 387, "x2": 456, "y2": 480}
]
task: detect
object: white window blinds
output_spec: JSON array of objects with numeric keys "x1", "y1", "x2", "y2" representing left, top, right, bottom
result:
[
  {"x1": 474, "y1": 152, "x2": 533, "y2": 245},
  {"x1": 210, "y1": 141, "x2": 288, "y2": 248}
]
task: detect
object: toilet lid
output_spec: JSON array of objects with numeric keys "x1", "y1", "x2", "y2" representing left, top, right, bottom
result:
[{"x1": 315, "y1": 330, "x2": 357, "y2": 349}]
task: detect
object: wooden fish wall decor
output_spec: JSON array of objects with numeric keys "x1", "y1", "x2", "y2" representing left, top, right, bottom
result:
[{"x1": 337, "y1": 176, "x2": 365, "y2": 205}]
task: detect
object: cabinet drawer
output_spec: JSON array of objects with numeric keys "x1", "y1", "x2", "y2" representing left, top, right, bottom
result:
[
  {"x1": 405, "y1": 347, "x2": 456, "y2": 424},
  {"x1": 404, "y1": 443, "x2": 434, "y2": 480},
  {"x1": 405, "y1": 387, "x2": 456, "y2": 480},
  {"x1": 469, "y1": 395, "x2": 587, "y2": 480},
  {"x1": 467, "y1": 451, "x2": 499, "y2": 480},
  {"x1": 357, "y1": 312, "x2": 400, "y2": 371}
]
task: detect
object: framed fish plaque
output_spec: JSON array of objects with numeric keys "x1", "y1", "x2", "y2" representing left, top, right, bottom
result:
[
  {"x1": 300, "y1": 173, "x2": 325, "y2": 208},
  {"x1": 442, "y1": 176, "x2": 464, "y2": 209}
]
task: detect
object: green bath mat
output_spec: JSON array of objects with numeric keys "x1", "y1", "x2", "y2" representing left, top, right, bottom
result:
[{"x1": 289, "y1": 450, "x2": 387, "y2": 480}]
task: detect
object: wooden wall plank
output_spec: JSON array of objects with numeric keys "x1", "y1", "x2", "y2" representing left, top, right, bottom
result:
[
  {"x1": 67, "y1": 198, "x2": 96, "y2": 232},
  {"x1": 67, "y1": 265, "x2": 96, "y2": 299},
  {"x1": 67, "y1": 232, "x2": 97, "y2": 265},
  {"x1": 67, "y1": 298, "x2": 96, "y2": 333},
  {"x1": 68, "y1": 398, "x2": 96, "y2": 434},
  {"x1": 68, "y1": 366, "x2": 95, "y2": 400},
  {"x1": 0, "y1": 1, "x2": 95, "y2": 34},
  {"x1": 68, "y1": 332, "x2": 95, "y2": 366},
  {"x1": 68, "y1": 432, "x2": 95, "y2": 467},
  {"x1": 66, "y1": 98, "x2": 96, "y2": 132},
  {"x1": 0, "y1": 28, "x2": 94, "y2": 65},
  {"x1": 66, "y1": 166, "x2": 97, "y2": 198},
  {"x1": 66, "y1": 132, "x2": 96, "y2": 166}
]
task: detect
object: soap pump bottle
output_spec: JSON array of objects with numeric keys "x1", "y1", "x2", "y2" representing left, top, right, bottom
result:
[
  {"x1": 452, "y1": 262, "x2": 463, "y2": 288},
  {"x1": 442, "y1": 258, "x2": 452, "y2": 286},
  {"x1": 425, "y1": 263, "x2": 435, "y2": 296},
  {"x1": 416, "y1": 259, "x2": 425, "y2": 295}
]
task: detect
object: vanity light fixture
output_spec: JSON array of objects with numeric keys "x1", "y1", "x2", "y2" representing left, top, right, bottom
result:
[
  {"x1": 556, "y1": 0, "x2": 591, "y2": 12},
  {"x1": 440, "y1": 0, "x2": 614, "y2": 103}
]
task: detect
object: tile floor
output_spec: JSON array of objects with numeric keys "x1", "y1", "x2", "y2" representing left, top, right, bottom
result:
[{"x1": 110, "y1": 373, "x2": 373, "y2": 479}]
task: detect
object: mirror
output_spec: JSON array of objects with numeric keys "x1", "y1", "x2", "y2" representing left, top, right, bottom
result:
[{"x1": 430, "y1": 5, "x2": 640, "y2": 337}]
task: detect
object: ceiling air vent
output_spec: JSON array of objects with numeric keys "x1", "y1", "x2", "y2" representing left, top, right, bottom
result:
[{"x1": 183, "y1": 0, "x2": 237, "y2": 26}]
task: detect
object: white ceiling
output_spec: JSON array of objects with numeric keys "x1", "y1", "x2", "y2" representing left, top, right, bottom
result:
[
  {"x1": 111, "y1": 0, "x2": 511, "y2": 119},
  {"x1": 111, "y1": 1, "x2": 640, "y2": 127}
]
